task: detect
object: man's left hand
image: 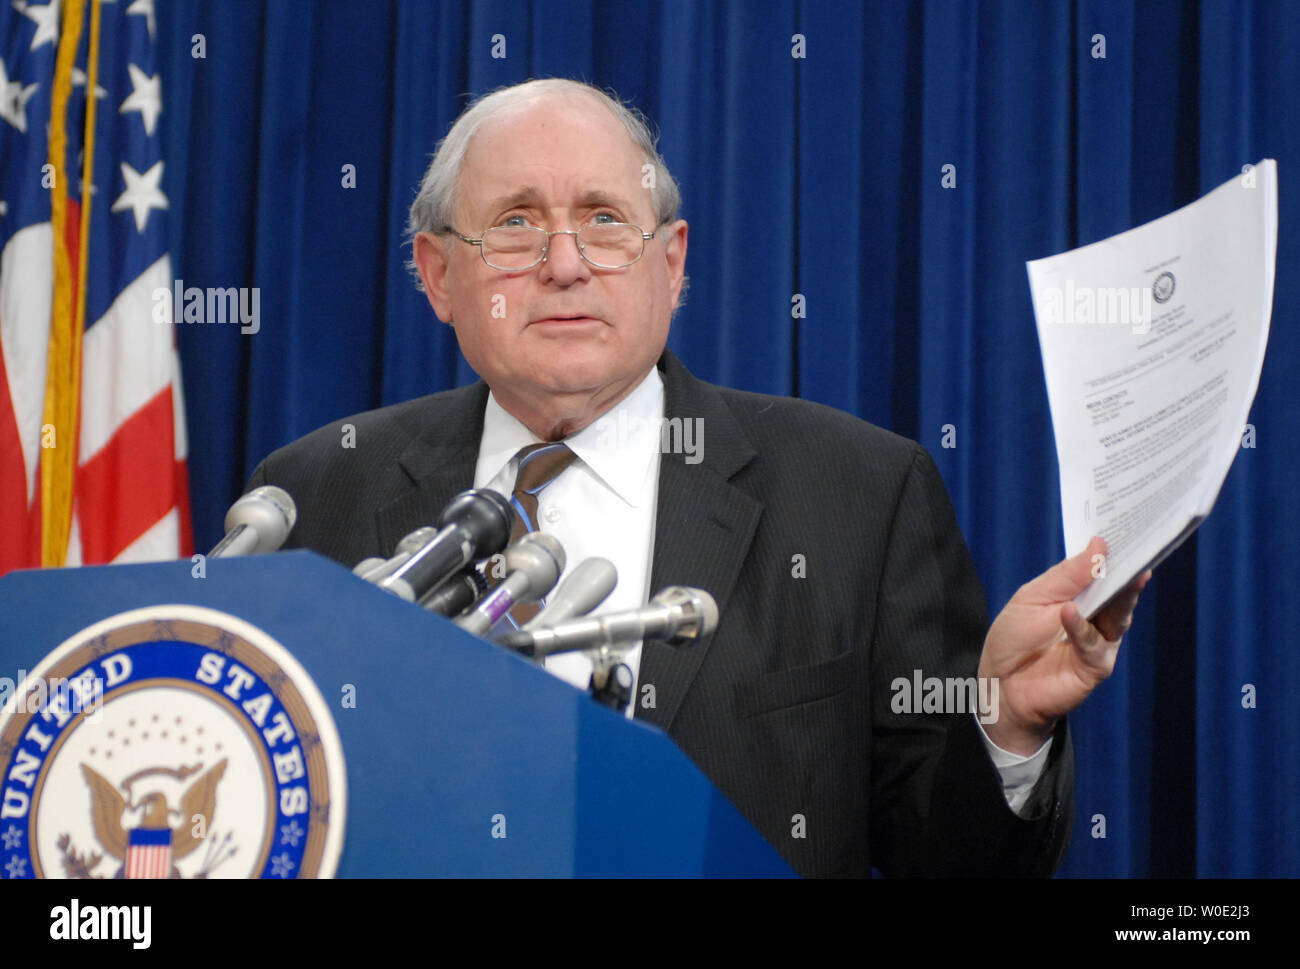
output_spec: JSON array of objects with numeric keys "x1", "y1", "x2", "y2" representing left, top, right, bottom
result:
[{"x1": 978, "y1": 536, "x2": 1151, "y2": 755}]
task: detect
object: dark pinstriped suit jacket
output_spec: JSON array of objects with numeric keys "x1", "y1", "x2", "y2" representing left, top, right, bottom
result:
[{"x1": 249, "y1": 350, "x2": 1073, "y2": 877}]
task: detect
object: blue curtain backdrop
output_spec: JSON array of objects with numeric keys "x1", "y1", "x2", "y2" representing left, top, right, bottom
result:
[{"x1": 156, "y1": 0, "x2": 1299, "y2": 877}]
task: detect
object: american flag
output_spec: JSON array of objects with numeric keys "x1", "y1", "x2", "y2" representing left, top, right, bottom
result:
[
  {"x1": 1, "y1": 0, "x2": 191, "y2": 576},
  {"x1": 125, "y1": 825, "x2": 172, "y2": 879}
]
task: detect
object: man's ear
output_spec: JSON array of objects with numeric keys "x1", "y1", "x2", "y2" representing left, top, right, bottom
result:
[
  {"x1": 663, "y1": 219, "x2": 689, "y2": 312},
  {"x1": 413, "y1": 231, "x2": 455, "y2": 323}
]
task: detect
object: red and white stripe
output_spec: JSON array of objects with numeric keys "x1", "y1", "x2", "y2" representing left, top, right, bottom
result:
[
  {"x1": 1, "y1": 223, "x2": 52, "y2": 573},
  {"x1": 68, "y1": 253, "x2": 190, "y2": 566},
  {"x1": 0, "y1": 244, "x2": 191, "y2": 574},
  {"x1": 125, "y1": 841, "x2": 172, "y2": 879}
]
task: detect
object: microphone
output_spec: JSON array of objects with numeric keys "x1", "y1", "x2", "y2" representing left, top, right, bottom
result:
[
  {"x1": 454, "y1": 532, "x2": 566, "y2": 637},
  {"x1": 353, "y1": 526, "x2": 438, "y2": 583},
  {"x1": 519, "y1": 557, "x2": 617, "y2": 631},
  {"x1": 209, "y1": 486, "x2": 297, "y2": 558},
  {"x1": 352, "y1": 557, "x2": 386, "y2": 579},
  {"x1": 419, "y1": 567, "x2": 488, "y2": 617},
  {"x1": 378, "y1": 489, "x2": 514, "y2": 602},
  {"x1": 497, "y1": 586, "x2": 718, "y2": 658}
]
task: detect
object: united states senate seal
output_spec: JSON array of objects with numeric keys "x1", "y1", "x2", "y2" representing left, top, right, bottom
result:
[{"x1": 0, "y1": 605, "x2": 347, "y2": 878}]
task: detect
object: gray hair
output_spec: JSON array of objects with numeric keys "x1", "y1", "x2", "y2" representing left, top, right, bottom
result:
[{"x1": 405, "y1": 78, "x2": 682, "y2": 291}]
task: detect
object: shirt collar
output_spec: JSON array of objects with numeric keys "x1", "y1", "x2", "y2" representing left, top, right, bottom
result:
[{"x1": 476, "y1": 367, "x2": 665, "y2": 507}]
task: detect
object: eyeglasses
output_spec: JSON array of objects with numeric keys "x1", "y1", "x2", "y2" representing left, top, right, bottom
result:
[{"x1": 442, "y1": 222, "x2": 658, "y2": 271}]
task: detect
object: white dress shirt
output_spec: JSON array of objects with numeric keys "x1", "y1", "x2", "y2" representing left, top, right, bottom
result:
[
  {"x1": 473, "y1": 366, "x2": 1050, "y2": 812},
  {"x1": 475, "y1": 368, "x2": 665, "y2": 696}
]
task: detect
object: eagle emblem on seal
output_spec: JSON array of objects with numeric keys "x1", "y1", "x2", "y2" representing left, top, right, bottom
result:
[{"x1": 67, "y1": 760, "x2": 230, "y2": 879}]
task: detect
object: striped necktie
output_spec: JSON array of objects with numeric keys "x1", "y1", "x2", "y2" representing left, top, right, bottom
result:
[{"x1": 496, "y1": 442, "x2": 577, "y2": 625}]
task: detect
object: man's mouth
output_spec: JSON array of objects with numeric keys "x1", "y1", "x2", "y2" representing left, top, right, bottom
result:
[{"x1": 529, "y1": 314, "x2": 602, "y2": 326}]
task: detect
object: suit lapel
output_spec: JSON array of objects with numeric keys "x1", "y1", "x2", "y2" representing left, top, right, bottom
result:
[
  {"x1": 374, "y1": 381, "x2": 490, "y2": 554},
  {"x1": 637, "y1": 352, "x2": 762, "y2": 731}
]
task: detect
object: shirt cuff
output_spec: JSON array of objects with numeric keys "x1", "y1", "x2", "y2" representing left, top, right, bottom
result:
[{"x1": 974, "y1": 712, "x2": 1053, "y2": 816}]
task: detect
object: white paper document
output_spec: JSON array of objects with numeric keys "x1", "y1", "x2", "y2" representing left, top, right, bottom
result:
[{"x1": 1027, "y1": 160, "x2": 1278, "y2": 618}]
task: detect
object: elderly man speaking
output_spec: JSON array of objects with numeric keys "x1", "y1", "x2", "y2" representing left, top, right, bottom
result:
[{"x1": 248, "y1": 78, "x2": 1149, "y2": 878}]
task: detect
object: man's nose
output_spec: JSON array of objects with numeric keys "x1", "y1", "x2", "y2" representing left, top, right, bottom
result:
[{"x1": 537, "y1": 230, "x2": 590, "y2": 286}]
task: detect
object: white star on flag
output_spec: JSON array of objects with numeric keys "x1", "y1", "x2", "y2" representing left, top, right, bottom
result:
[
  {"x1": 71, "y1": 66, "x2": 108, "y2": 100},
  {"x1": 18, "y1": 0, "x2": 60, "y2": 51},
  {"x1": 126, "y1": 0, "x2": 155, "y2": 40},
  {"x1": 110, "y1": 159, "x2": 168, "y2": 232},
  {"x1": 0, "y1": 201, "x2": 7, "y2": 217},
  {"x1": 0, "y1": 57, "x2": 40, "y2": 133},
  {"x1": 119, "y1": 63, "x2": 161, "y2": 135}
]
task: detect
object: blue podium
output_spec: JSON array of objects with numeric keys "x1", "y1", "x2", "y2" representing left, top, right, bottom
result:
[{"x1": 0, "y1": 551, "x2": 792, "y2": 877}]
